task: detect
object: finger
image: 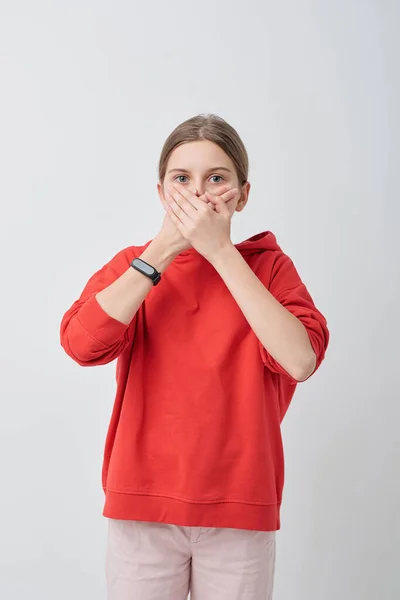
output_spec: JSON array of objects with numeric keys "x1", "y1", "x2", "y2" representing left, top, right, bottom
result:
[
  {"x1": 165, "y1": 189, "x2": 189, "y2": 218},
  {"x1": 222, "y1": 187, "x2": 239, "y2": 203},
  {"x1": 162, "y1": 190, "x2": 177, "y2": 213},
  {"x1": 201, "y1": 184, "x2": 230, "y2": 202},
  {"x1": 206, "y1": 187, "x2": 238, "y2": 205},
  {"x1": 168, "y1": 185, "x2": 198, "y2": 219},
  {"x1": 197, "y1": 193, "x2": 217, "y2": 209},
  {"x1": 168, "y1": 211, "x2": 188, "y2": 237},
  {"x1": 201, "y1": 196, "x2": 216, "y2": 209},
  {"x1": 165, "y1": 200, "x2": 189, "y2": 233},
  {"x1": 204, "y1": 191, "x2": 230, "y2": 217},
  {"x1": 199, "y1": 185, "x2": 230, "y2": 208},
  {"x1": 167, "y1": 195, "x2": 193, "y2": 229},
  {"x1": 171, "y1": 182, "x2": 207, "y2": 212}
]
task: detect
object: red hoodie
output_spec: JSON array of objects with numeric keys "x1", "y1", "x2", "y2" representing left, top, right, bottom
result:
[{"x1": 60, "y1": 230, "x2": 329, "y2": 531}]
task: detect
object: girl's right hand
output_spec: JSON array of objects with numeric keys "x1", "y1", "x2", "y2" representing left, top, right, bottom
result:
[
  {"x1": 157, "y1": 184, "x2": 231, "y2": 256},
  {"x1": 158, "y1": 204, "x2": 193, "y2": 255}
]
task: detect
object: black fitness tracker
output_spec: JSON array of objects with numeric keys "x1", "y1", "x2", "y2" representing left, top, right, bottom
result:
[{"x1": 130, "y1": 257, "x2": 161, "y2": 286}]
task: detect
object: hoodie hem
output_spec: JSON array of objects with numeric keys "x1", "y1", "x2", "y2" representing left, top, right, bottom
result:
[{"x1": 102, "y1": 488, "x2": 281, "y2": 532}]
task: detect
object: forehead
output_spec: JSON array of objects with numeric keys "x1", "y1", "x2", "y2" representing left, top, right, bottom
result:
[{"x1": 167, "y1": 140, "x2": 233, "y2": 171}]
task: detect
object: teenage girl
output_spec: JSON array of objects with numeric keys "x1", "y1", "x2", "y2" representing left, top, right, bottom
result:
[{"x1": 60, "y1": 113, "x2": 329, "y2": 600}]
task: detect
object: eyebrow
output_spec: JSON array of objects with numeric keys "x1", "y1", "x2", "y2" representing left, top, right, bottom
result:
[{"x1": 167, "y1": 166, "x2": 232, "y2": 174}]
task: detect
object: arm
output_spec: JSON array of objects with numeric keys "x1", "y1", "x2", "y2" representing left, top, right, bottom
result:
[
  {"x1": 210, "y1": 245, "x2": 329, "y2": 382},
  {"x1": 95, "y1": 237, "x2": 177, "y2": 325},
  {"x1": 60, "y1": 237, "x2": 177, "y2": 366}
]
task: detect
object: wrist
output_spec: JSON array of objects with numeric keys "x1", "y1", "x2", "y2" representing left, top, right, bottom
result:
[
  {"x1": 140, "y1": 236, "x2": 179, "y2": 273},
  {"x1": 206, "y1": 241, "x2": 237, "y2": 267}
]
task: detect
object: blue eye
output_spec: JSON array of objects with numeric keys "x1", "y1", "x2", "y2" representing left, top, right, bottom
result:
[{"x1": 174, "y1": 174, "x2": 224, "y2": 184}]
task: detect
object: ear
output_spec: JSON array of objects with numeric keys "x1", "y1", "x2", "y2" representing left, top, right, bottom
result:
[
  {"x1": 157, "y1": 182, "x2": 167, "y2": 209},
  {"x1": 236, "y1": 181, "x2": 251, "y2": 213}
]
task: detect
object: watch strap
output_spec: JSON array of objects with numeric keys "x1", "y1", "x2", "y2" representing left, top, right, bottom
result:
[{"x1": 130, "y1": 257, "x2": 161, "y2": 286}]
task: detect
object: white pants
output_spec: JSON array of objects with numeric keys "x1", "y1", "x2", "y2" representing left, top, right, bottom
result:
[{"x1": 106, "y1": 518, "x2": 276, "y2": 599}]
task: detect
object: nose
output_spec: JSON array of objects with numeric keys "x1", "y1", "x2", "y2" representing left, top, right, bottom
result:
[{"x1": 190, "y1": 186, "x2": 206, "y2": 198}]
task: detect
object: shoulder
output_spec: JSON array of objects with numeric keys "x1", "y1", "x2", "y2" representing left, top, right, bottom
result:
[{"x1": 251, "y1": 247, "x2": 295, "y2": 289}]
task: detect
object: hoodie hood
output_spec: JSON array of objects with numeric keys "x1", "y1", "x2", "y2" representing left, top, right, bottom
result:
[{"x1": 234, "y1": 230, "x2": 281, "y2": 256}]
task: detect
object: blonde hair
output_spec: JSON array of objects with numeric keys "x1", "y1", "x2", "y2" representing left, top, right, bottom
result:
[{"x1": 158, "y1": 113, "x2": 249, "y2": 186}]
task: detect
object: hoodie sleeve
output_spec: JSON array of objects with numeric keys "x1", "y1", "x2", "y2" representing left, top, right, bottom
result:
[
  {"x1": 259, "y1": 252, "x2": 330, "y2": 383},
  {"x1": 60, "y1": 248, "x2": 137, "y2": 367}
]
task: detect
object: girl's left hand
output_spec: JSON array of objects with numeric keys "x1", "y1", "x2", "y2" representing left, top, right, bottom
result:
[{"x1": 164, "y1": 182, "x2": 239, "y2": 262}]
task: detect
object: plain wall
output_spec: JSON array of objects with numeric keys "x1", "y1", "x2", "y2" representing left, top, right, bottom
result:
[{"x1": 0, "y1": 1, "x2": 399, "y2": 598}]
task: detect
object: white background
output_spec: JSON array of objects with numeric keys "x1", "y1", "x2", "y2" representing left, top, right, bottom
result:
[{"x1": 0, "y1": 1, "x2": 399, "y2": 598}]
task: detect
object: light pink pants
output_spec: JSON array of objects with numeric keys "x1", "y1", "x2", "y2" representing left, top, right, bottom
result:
[{"x1": 106, "y1": 518, "x2": 276, "y2": 599}]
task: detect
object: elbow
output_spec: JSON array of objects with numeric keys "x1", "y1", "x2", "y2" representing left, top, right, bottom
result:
[
  {"x1": 291, "y1": 350, "x2": 317, "y2": 383},
  {"x1": 60, "y1": 310, "x2": 125, "y2": 367},
  {"x1": 60, "y1": 297, "x2": 133, "y2": 367},
  {"x1": 61, "y1": 341, "x2": 120, "y2": 367},
  {"x1": 60, "y1": 337, "x2": 94, "y2": 366},
  {"x1": 60, "y1": 331, "x2": 119, "y2": 367},
  {"x1": 61, "y1": 343, "x2": 118, "y2": 367}
]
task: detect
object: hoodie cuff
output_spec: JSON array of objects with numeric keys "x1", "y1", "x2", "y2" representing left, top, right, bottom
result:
[{"x1": 76, "y1": 294, "x2": 129, "y2": 348}]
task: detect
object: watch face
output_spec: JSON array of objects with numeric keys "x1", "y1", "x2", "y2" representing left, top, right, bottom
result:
[{"x1": 136, "y1": 259, "x2": 155, "y2": 276}]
